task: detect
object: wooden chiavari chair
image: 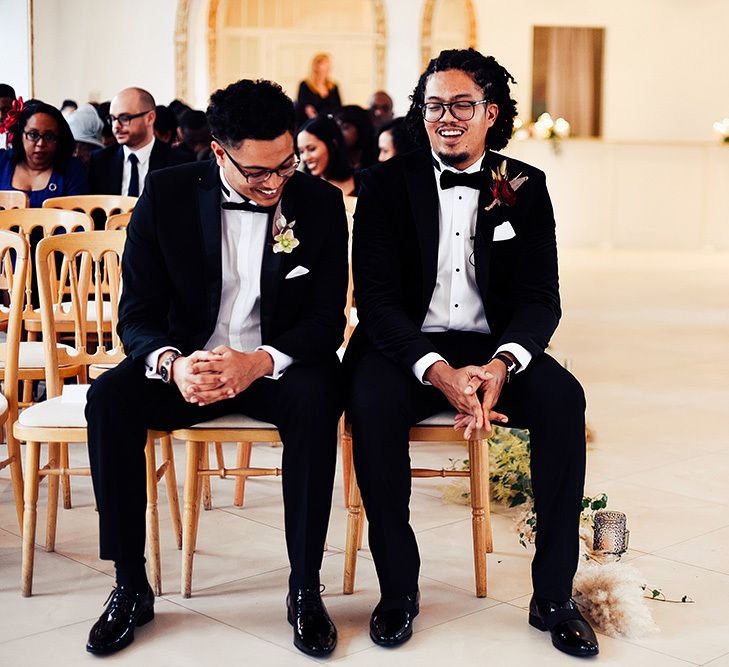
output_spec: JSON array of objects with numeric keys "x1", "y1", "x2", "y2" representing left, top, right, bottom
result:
[
  {"x1": 0, "y1": 190, "x2": 29, "y2": 210},
  {"x1": 42, "y1": 194, "x2": 137, "y2": 230}
]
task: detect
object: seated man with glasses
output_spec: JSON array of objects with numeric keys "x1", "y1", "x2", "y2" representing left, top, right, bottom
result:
[
  {"x1": 344, "y1": 48, "x2": 599, "y2": 657},
  {"x1": 85, "y1": 79, "x2": 348, "y2": 657},
  {"x1": 88, "y1": 87, "x2": 190, "y2": 198}
]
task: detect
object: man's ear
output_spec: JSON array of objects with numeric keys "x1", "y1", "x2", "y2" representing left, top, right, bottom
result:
[{"x1": 210, "y1": 140, "x2": 226, "y2": 168}]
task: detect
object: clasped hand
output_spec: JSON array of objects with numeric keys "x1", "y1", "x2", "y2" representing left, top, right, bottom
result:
[
  {"x1": 172, "y1": 346, "x2": 273, "y2": 406},
  {"x1": 425, "y1": 360, "x2": 509, "y2": 439}
]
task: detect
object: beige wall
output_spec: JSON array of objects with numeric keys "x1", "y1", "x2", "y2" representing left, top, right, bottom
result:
[{"x1": 26, "y1": 0, "x2": 729, "y2": 143}]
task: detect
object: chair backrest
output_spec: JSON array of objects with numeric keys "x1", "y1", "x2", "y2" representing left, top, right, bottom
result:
[
  {"x1": 0, "y1": 230, "x2": 30, "y2": 417},
  {"x1": 42, "y1": 194, "x2": 137, "y2": 218},
  {"x1": 36, "y1": 230, "x2": 127, "y2": 398},
  {"x1": 0, "y1": 191, "x2": 29, "y2": 211},
  {"x1": 0, "y1": 208, "x2": 93, "y2": 313},
  {"x1": 105, "y1": 211, "x2": 132, "y2": 230}
]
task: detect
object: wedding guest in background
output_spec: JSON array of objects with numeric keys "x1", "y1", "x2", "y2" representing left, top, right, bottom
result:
[
  {"x1": 298, "y1": 114, "x2": 356, "y2": 197},
  {"x1": 0, "y1": 100, "x2": 88, "y2": 207},
  {"x1": 296, "y1": 53, "x2": 342, "y2": 127},
  {"x1": 153, "y1": 104, "x2": 178, "y2": 145},
  {"x1": 60, "y1": 99, "x2": 78, "y2": 117},
  {"x1": 368, "y1": 90, "x2": 394, "y2": 131},
  {"x1": 88, "y1": 87, "x2": 187, "y2": 196},
  {"x1": 377, "y1": 117, "x2": 416, "y2": 162},
  {"x1": 0, "y1": 84, "x2": 17, "y2": 150},
  {"x1": 168, "y1": 98, "x2": 192, "y2": 121},
  {"x1": 333, "y1": 105, "x2": 378, "y2": 170},
  {"x1": 95, "y1": 101, "x2": 117, "y2": 147},
  {"x1": 177, "y1": 109, "x2": 213, "y2": 160},
  {"x1": 67, "y1": 103, "x2": 105, "y2": 168}
]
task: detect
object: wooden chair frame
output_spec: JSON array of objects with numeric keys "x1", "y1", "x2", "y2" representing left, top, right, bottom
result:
[
  {"x1": 341, "y1": 415, "x2": 494, "y2": 598},
  {"x1": 171, "y1": 420, "x2": 283, "y2": 598},
  {"x1": 0, "y1": 190, "x2": 29, "y2": 210},
  {"x1": 0, "y1": 230, "x2": 29, "y2": 533},
  {"x1": 42, "y1": 194, "x2": 137, "y2": 218},
  {"x1": 13, "y1": 231, "x2": 178, "y2": 596}
]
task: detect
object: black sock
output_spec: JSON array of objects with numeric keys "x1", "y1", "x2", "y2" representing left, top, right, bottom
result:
[{"x1": 114, "y1": 559, "x2": 149, "y2": 592}]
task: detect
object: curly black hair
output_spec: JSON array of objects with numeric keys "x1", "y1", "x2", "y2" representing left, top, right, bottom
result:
[
  {"x1": 9, "y1": 101, "x2": 75, "y2": 173},
  {"x1": 297, "y1": 114, "x2": 353, "y2": 182},
  {"x1": 206, "y1": 79, "x2": 295, "y2": 147},
  {"x1": 405, "y1": 48, "x2": 518, "y2": 152}
]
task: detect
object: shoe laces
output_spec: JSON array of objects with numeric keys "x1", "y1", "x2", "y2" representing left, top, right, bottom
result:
[
  {"x1": 101, "y1": 586, "x2": 134, "y2": 614},
  {"x1": 296, "y1": 584, "x2": 326, "y2": 613}
]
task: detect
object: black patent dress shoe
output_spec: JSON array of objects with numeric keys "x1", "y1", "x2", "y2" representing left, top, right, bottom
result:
[
  {"x1": 286, "y1": 586, "x2": 337, "y2": 656},
  {"x1": 529, "y1": 596, "x2": 599, "y2": 657},
  {"x1": 369, "y1": 591, "x2": 420, "y2": 647},
  {"x1": 86, "y1": 585, "x2": 155, "y2": 655}
]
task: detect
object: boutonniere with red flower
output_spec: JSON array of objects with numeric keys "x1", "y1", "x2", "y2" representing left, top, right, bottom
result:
[
  {"x1": 0, "y1": 97, "x2": 25, "y2": 142},
  {"x1": 272, "y1": 213, "x2": 299, "y2": 254},
  {"x1": 485, "y1": 159, "x2": 528, "y2": 211}
]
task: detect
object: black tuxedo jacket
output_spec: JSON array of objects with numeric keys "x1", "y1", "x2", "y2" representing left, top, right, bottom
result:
[
  {"x1": 346, "y1": 148, "x2": 561, "y2": 372},
  {"x1": 88, "y1": 139, "x2": 191, "y2": 195},
  {"x1": 118, "y1": 160, "x2": 349, "y2": 363}
]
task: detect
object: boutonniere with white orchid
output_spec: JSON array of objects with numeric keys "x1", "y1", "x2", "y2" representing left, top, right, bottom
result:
[
  {"x1": 272, "y1": 213, "x2": 299, "y2": 254},
  {"x1": 485, "y1": 160, "x2": 529, "y2": 211}
]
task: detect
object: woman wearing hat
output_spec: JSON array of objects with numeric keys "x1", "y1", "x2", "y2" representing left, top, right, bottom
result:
[{"x1": 67, "y1": 103, "x2": 105, "y2": 168}]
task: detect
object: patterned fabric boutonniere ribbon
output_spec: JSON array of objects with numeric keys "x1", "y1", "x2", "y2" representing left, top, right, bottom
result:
[{"x1": 485, "y1": 159, "x2": 528, "y2": 211}]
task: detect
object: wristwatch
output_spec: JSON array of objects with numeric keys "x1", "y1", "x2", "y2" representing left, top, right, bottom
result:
[
  {"x1": 491, "y1": 352, "x2": 520, "y2": 383},
  {"x1": 159, "y1": 351, "x2": 182, "y2": 384}
]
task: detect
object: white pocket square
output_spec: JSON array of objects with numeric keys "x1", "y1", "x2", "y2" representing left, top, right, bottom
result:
[
  {"x1": 285, "y1": 265, "x2": 310, "y2": 279},
  {"x1": 493, "y1": 221, "x2": 516, "y2": 241}
]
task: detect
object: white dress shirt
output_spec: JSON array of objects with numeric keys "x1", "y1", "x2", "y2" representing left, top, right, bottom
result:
[
  {"x1": 121, "y1": 137, "x2": 155, "y2": 196},
  {"x1": 412, "y1": 151, "x2": 532, "y2": 383},
  {"x1": 144, "y1": 168, "x2": 294, "y2": 380}
]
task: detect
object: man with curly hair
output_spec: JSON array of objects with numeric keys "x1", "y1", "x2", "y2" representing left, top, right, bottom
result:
[
  {"x1": 345, "y1": 49, "x2": 598, "y2": 657},
  {"x1": 85, "y1": 79, "x2": 347, "y2": 657}
]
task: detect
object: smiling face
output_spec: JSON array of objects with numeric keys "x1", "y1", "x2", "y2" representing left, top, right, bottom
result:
[
  {"x1": 422, "y1": 69, "x2": 498, "y2": 170},
  {"x1": 22, "y1": 112, "x2": 59, "y2": 170},
  {"x1": 297, "y1": 130, "x2": 329, "y2": 177},
  {"x1": 212, "y1": 131, "x2": 296, "y2": 206}
]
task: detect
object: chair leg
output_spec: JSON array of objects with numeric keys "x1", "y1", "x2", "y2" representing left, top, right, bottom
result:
[
  {"x1": 468, "y1": 436, "x2": 490, "y2": 598},
  {"x1": 7, "y1": 431, "x2": 24, "y2": 535},
  {"x1": 341, "y1": 422, "x2": 352, "y2": 508},
  {"x1": 201, "y1": 444, "x2": 212, "y2": 511},
  {"x1": 181, "y1": 441, "x2": 202, "y2": 598},
  {"x1": 145, "y1": 436, "x2": 162, "y2": 596},
  {"x1": 45, "y1": 443, "x2": 60, "y2": 552},
  {"x1": 160, "y1": 435, "x2": 182, "y2": 550},
  {"x1": 233, "y1": 442, "x2": 252, "y2": 507},
  {"x1": 192, "y1": 446, "x2": 204, "y2": 554},
  {"x1": 21, "y1": 441, "x2": 41, "y2": 597},
  {"x1": 60, "y1": 442, "x2": 71, "y2": 509},
  {"x1": 343, "y1": 452, "x2": 363, "y2": 595}
]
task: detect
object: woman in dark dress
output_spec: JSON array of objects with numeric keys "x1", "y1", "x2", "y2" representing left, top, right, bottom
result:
[
  {"x1": 333, "y1": 104, "x2": 378, "y2": 170},
  {"x1": 296, "y1": 53, "x2": 342, "y2": 127}
]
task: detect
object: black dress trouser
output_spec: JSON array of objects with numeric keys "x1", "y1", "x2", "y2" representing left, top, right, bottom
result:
[
  {"x1": 86, "y1": 355, "x2": 342, "y2": 590},
  {"x1": 348, "y1": 331, "x2": 586, "y2": 601}
]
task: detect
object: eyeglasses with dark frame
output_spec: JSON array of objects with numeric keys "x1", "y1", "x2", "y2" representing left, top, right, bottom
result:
[
  {"x1": 421, "y1": 99, "x2": 491, "y2": 123},
  {"x1": 23, "y1": 130, "x2": 59, "y2": 144},
  {"x1": 214, "y1": 138, "x2": 299, "y2": 185},
  {"x1": 106, "y1": 110, "x2": 154, "y2": 127}
]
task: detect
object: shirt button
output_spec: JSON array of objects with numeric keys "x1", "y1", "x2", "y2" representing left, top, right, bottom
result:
[
  {"x1": 456, "y1": 268, "x2": 460, "y2": 272},
  {"x1": 455, "y1": 232, "x2": 460, "y2": 236},
  {"x1": 454, "y1": 304, "x2": 459, "y2": 308},
  {"x1": 458, "y1": 195, "x2": 462, "y2": 200}
]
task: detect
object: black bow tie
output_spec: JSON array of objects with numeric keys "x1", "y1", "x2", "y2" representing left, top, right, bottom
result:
[
  {"x1": 439, "y1": 169, "x2": 485, "y2": 191},
  {"x1": 221, "y1": 199, "x2": 277, "y2": 215}
]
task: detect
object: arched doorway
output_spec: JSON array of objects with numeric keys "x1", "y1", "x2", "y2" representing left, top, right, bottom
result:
[{"x1": 421, "y1": 0, "x2": 477, "y2": 70}]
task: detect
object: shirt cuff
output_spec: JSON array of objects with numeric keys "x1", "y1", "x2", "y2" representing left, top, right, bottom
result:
[
  {"x1": 257, "y1": 345, "x2": 294, "y2": 380},
  {"x1": 145, "y1": 346, "x2": 181, "y2": 380},
  {"x1": 412, "y1": 352, "x2": 447, "y2": 385},
  {"x1": 494, "y1": 343, "x2": 532, "y2": 373}
]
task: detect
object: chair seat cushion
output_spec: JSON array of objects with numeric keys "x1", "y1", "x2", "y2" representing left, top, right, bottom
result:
[
  {"x1": 0, "y1": 341, "x2": 77, "y2": 369},
  {"x1": 187, "y1": 414, "x2": 276, "y2": 430},
  {"x1": 414, "y1": 410, "x2": 457, "y2": 427},
  {"x1": 18, "y1": 396, "x2": 86, "y2": 428}
]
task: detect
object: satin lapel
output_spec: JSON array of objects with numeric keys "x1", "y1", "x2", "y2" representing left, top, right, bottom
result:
[
  {"x1": 196, "y1": 162, "x2": 223, "y2": 326},
  {"x1": 405, "y1": 153, "x2": 440, "y2": 313},
  {"x1": 259, "y1": 184, "x2": 293, "y2": 341}
]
